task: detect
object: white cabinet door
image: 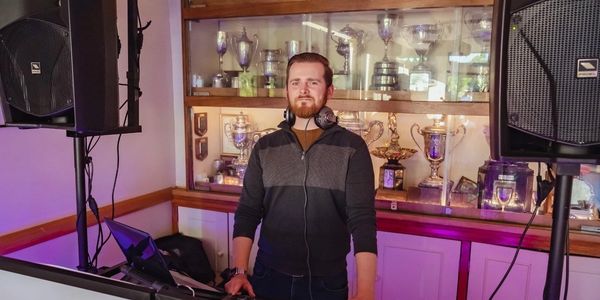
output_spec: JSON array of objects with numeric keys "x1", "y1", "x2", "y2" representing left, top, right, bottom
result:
[
  {"x1": 178, "y1": 207, "x2": 230, "y2": 277},
  {"x1": 468, "y1": 242, "x2": 548, "y2": 300},
  {"x1": 376, "y1": 231, "x2": 461, "y2": 300},
  {"x1": 559, "y1": 255, "x2": 600, "y2": 300}
]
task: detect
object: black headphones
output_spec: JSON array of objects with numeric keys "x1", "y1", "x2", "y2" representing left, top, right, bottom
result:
[{"x1": 283, "y1": 106, "x2": 338, "y2": 129}]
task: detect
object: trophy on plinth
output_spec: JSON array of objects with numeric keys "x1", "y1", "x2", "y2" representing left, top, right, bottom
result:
[
  {"x1": 224, "y1": 112, "x2": 254, "y2": 180},
  {"x1": 464, "y1": 8, "x2": 492, "y2": 93},
  {"x1": 231, "y1": 27, "x2": 259, "y2": 96},
  {"x1": 212, "y1": 30, "x2": 230, "y2": 88},
  {"x1": 371, "y1": 113, "x2": 418, "y2": 191},
  {"x1": 400, "y1": 24, "x2": 444, "y2": 93},
  {"x1": 371, "y1": 12, "x2": 400, "y2": 91},
  {"x1": 410, "y1": 117, "x2": 466, "y2": 189},
  {"x1": 337, "y1": 111, "x2": 384, "y2": 146}
]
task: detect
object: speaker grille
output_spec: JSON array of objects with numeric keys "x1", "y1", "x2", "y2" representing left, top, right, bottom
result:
[
  {"x1": 506, "y1": 0, "x2": 600, "y2": 145},
  {"x1": 0, "y1": 18, "x2": 73, "y2": 117}
]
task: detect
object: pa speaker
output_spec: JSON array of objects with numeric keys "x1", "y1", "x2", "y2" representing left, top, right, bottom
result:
[
  {"x1": 490, "y1": 0, "x2": 600, "y2": 163},
  {"x1": 0, "y1": 0, "x2": 119, "y2": 134}
]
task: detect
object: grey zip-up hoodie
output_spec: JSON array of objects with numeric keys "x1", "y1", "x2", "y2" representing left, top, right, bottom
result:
[{"x1": 233, "y1": 121, "x2": 377, "y2": 276}]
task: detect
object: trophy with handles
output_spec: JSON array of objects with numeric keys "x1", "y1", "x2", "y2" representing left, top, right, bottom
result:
[
  {"x1": 337, "y1": 111, "x2": 384, "y2": 146},
  {"x1": 410, "y1": 116, "x2": 466, "y2": 188},
  {"x1": 231, "y1": 27, "x2": 259, "y2": 96}
]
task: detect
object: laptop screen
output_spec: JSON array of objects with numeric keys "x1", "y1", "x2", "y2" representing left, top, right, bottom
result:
[{"x1": 105, "y1": 219, "x2": 176, "y2": 286}]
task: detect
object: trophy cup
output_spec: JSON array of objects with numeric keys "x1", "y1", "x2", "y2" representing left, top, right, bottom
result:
[
  {"x1": 400, "y1": 24, "x2": 444, "y2": 92},
  {"x1": 337, "y1": 111, "x2": 384, "y2": 146},
  {"x1": 410, "y1": 117, "x2": 466, "y2": 188},
  {"x1": 331, "y1": 24, "x2": 367, "y2": 77},
  {"x1": 260, "y1": 49, "x2": 283, "y2": 94},
  {"x1": 285, "y1": 40, "x2": 302, "y2": 60},
  {"x1": 212, "y1": 30, "x2": 230, "y2": 88},
  {"x1": 231, "y1": 27, "x2": 259, "y2": 96},
  {"x1": 464, "y1": 8, "x2": 493, "y2": 93},
  {"x1": 371, "y1": 12, "x2": 400, "y2": 91},
  {"x1": 371, "y1": 113, "x2": 418, "y2": 191},
  {"x1": 224, "y1": 112, "x2": 254, "y2": 180}
]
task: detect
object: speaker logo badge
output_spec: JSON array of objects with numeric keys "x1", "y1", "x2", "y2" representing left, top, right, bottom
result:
[
  {"x1": 30, "y1": 62, "x2": 41, "y2": 75},
  {"x1": 577, "y1": 58, "x2": 598, "y2": 78}
]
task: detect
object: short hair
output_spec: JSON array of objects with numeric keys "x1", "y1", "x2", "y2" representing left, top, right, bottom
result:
[{"x1": 286, "y1": 52, "x2": 333, "y2": 88}]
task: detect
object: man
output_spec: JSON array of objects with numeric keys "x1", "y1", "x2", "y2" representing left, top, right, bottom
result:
[{"x1": 225, "y1": 52, "x2": 377, "y2": 300}]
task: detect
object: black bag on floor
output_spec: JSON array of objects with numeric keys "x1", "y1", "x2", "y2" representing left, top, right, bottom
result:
[{"x1": 155, "y1": 233, "x2": 215, "y2": 285}]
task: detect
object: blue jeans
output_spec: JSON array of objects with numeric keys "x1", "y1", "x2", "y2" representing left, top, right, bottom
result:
[{"x1": 250, "y1": 260, "x2": 348, "y2": 300}]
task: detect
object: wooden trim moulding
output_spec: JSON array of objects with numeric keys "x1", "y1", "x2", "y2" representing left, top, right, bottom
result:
[
  {"x1": 183, "y1": 0, "x2": 494, "y2": 20},
  {"x1": 0, "y1": 187, "x2": 174, "y2": 255}
]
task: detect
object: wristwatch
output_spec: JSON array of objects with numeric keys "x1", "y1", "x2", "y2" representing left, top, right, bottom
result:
[{"x1": 232, "y1": 267, "x2": 247, "y2": 277}]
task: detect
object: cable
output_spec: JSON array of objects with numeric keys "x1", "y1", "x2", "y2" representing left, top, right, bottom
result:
[
  {"x1": 91, "y1": 111, "x2": 129, "y2": 267},
  {"x1": 301, "y1": 119, "x2": 314, "y2": 300},
  {"x1": 489, "y1": 205, "x2": 540, "y2": 300},
  {"x1": 489, "y1": 163, "x2": 555, "y2": 299}
]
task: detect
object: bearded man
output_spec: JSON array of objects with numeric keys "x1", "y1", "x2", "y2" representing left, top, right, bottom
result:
[{"x1": 225, "y1": 52, "x2": 377, "y2": 300}]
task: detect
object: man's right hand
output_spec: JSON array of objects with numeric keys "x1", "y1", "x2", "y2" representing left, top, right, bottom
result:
[{"x1": 224, "y1": 274, "x2": 256, "y2": 298}]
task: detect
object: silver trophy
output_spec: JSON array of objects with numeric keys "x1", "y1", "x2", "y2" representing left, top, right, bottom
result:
[
  {"x1": 372, "y1": 12, "x2": 400, "y2": 91},
  {"x1": 400, "y1": 24, "x2": 444, "y2": 92},
  {"x1": 212, "y1": 30, "x2": 230, "y2": 88},
  {"x1": 331, "y1": 24, "x2": 367, "y2": 76},
  {"x1": 464, "y1": 8, "x2": 492, "y2": 92},
  {"x1": 410, "y1": 117, "x2": 466, "y2": 188},
  {"x1": 260, "y1": 49, "x2": 283, "y2": 89},
  {"x1": 337, "y1": 111, "x2": 384, "y2": 146},
  {"x1": 224, "y1": 112, "x2": 278, "y2": 181},
  {"x1": 285, "y1": 40, "x2": 302, "y2": 60},
  {"x1": 231, "y1": 27, "x2": 259, "y2": 72},
  {"x1": 224, "y1": 112, "x2": 254, "y2": 179}
]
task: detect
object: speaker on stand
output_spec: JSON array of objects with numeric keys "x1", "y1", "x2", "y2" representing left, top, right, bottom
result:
[
  {"x1": 0, "y1": 0, "x2": 144, "y2": 272},
  {"x1": 491, "y1": 0, "x2": 599, "y2": 298}
]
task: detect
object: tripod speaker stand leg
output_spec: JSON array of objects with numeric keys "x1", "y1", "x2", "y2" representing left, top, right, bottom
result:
[{"x1": 543, "y1": 163, "x2": 579, "y2": 300}]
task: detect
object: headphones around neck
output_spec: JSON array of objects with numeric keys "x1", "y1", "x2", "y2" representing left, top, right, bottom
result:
[{"x1": 283, "y1": 106, "x2": 338, "y2": 130}]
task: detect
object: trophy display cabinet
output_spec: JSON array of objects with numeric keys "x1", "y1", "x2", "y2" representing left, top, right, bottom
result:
[{"x1": 179, "y1": 0, "x2": 599, "y2": 222}]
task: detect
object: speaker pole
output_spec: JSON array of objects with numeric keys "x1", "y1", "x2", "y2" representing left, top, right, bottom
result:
[
  {"x1": 74, "y1": 136, "x2": 91, "y2": 272},
  {"x1": 127, "y1": 0, "x2": 139, "y2": 128},
  {"x1": 543, "y1": 163, "x2": 579, "y2": 300}
]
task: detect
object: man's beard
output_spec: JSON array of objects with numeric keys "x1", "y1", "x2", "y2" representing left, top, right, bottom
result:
[{"x1": 290, "y1": 96, "x2": 326, "y2": 118}]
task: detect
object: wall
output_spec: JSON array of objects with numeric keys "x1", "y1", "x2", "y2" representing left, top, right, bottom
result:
[{"x1": 0, "y1": 0, "x2": 178, "y2": 268}]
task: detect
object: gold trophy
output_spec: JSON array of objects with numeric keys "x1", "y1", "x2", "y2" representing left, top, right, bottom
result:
[
  {"x1": 410, "y1": 116, "x2": 466, "y2": 188},
  {"x1": 371, "y1": 113, "x2": 417, "y2": 191}
]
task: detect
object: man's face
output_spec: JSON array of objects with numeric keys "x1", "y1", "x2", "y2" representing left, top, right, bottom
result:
[{"x1": 286, "y1": 62, "x2": 333, "y2": 118}]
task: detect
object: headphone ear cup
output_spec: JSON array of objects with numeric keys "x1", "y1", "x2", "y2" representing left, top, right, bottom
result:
[
  {"x1": 284, "y1": 107, "x2": 295, "y2": 126},
  {"x1": 314, "y1": 106, "x2": 338, "y2": 130}
]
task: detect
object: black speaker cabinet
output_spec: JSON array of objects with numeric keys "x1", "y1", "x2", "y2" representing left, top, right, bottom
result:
[
  {"x1": 0, "y1": 0, "x2": 119, "y2": 134},
  {"x1": 490, "y1": 0, "x2": 600, "y2": 163}
]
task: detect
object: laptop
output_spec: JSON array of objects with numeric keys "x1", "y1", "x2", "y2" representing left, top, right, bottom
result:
[{"x1": 105, "y1": 219, "x2": 224, "y2": 297}]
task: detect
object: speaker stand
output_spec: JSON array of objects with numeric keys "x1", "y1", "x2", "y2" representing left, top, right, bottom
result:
[
  {"x1": 74, "y1": 136, "x2": 90, "y2": 272},
  {"x1": 543, "y1": 163, "x2": 579, "y2": 300}
]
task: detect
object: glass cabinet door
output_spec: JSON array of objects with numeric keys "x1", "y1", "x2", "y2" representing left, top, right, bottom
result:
[{"x1": 185, "y1": 7, "x2": 493, "y2": 102}]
